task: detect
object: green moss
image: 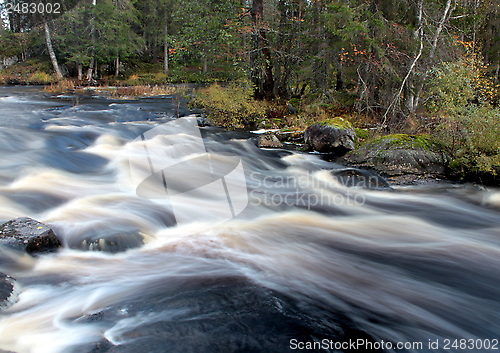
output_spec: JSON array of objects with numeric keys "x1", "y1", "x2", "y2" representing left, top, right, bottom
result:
[
  {"x1": 354, "y1": 128, "x2": 369, "y2": 140},
  {"x1": 289, "y1": 98, "x2": 300, "y2": 109},
  {"x1": 317, "y1": 117, "x2": 352, "y2": 129},
  {"x1": 365, "y1": 133, "x2": 438, "y2": 150},
  {"x1": 449, "y1": 160, "x2": 462, "y2": 169}
]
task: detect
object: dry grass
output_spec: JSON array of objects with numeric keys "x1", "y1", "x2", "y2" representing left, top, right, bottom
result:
[
  {"x1": 44, "y1": 82, "x2": 180, "y2": 98},
  {"x1": 44, "y1": 79, "x2": 76, "y2": 92},
  {"x1": 103, "y1": 85, "x2": 179, "y2": 98}
]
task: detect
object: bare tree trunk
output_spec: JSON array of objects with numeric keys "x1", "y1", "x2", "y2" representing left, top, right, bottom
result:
[
  {"x1": 383, "y1": 25, "x2": 423, "y2": 125},
  {"x1": 115, "y1": 56, "x2": 120, "y2": 77},
  {"x1": 413, "y1": 0, "x2": 423, "y2": 41},
  {"x1": 77, "y1": 63, "x2": 83, "y2": 80},
  {"x1": 405, "y1": 0, "x2": 424, "y2": 113},
  {"x1": 412, "y1": 0, "x2": 456, "y2": 110},
  {"x1": 429, "y1": 0, "x2": 455, "y2": 61},
  {"x1": 164, "y1": 22, "x2": 169, "y2": 74},
  {"x1": 86, "y1": 59, "x2": 94, "y2": 81},
  {"x1": 43, "y1": 22, "x2": 63, "y2": 80},
  {"x1": 87, "y1": 0, "x2": 97, "y2": 81}
]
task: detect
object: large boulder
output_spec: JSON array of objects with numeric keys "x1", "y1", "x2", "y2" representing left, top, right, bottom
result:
[
  {"x1": 304, "y1": 117, "x2": 355, "y2": 155},
  {"x1": 0, "y1": 217, "x2": 61, "y2": 254},
  {"x1": 342, "y1": 134, "x2": 448, "y2": 177}
]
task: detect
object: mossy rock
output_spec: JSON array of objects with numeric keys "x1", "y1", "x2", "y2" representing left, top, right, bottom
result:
[
  {"x1": 317, "y1": 117, "x2": 353, "y2": 129},
  {"x1": 342, "y1": 134, "x2": 448, "y2": 176},
  {"x1": 363, "y1": 133, "x2": 439, "y2": 150},
  {"x1": 304, "y1": 118, "x2": 355, "y2": 154}
]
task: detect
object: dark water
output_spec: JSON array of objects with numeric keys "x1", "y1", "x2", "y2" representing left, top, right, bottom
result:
[{"x1": 0, "y1": 87, "x2": 499, "y2": 353}]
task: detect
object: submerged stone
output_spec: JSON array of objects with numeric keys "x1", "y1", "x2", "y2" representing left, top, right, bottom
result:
[{"x1": 73, "y1": 229, "x2": 150, "y2": 254}]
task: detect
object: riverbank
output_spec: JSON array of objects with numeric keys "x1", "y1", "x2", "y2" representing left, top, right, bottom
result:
[
  {"x1": 3, "y1": 68, "x2": 498, "y2": 187},
  {"x1": 0, "y1": 59, "x2": 240, "y2": 86},
  {"x1": 190, "y1": 84, "x2": 500, "y2": 187}
]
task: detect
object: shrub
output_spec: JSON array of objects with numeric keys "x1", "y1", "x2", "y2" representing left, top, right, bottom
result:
[
  {"x1": 426, "y1": 52, "x2": 499, "y2": 115},
  {"x1": 26, "y1": 72, "x2": 55, "y2": 85},
  {"x1": 191, "y1": 82, "x2": 267, "y2": 128},
  {"x1": 436, "y1": 106, "x2": 500, "y2": 174},
  {"x1": 426, "y1": 52, "x2": 500, "y2": 175}
]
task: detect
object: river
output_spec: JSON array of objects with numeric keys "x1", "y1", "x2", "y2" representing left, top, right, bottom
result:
[{"x1": 0, "y1": 86, "x2": 499, "y2": 353}]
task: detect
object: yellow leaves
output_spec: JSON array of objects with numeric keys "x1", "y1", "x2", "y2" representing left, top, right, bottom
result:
[
  {"x1": 427, "y1": 51, "x2": 500, "y2": 114},
  {"x1": 456, "y1": 40, "x2": 475, "y2": 49}
]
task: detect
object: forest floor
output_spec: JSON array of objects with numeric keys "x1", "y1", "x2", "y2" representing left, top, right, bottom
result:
[{"x1": 0, "y1": 59, "x2": 241, "y2": 86}]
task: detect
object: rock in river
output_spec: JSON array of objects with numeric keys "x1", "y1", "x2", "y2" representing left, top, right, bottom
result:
[
  {"x1": 331, "y1": 168, "x2": 391, "y2": 189},
  {"x1": 75, "y1": 229, "x2": 149, "y2": 254},
  {"x1": 0, "y1": 272, "x2": 17, "y2": 311},
  {"x1": 304, "y1": 117, "x2": 355, "y2": 155},
  {"x1": 0, "y1": 217, "x2": 61, "y2": 254},
  {"x1": 257, "y1": 133, "x2": 283, "y2": 148},
  {"x1": 342, "y1": 134, "x2": 448, "y2": 177}
]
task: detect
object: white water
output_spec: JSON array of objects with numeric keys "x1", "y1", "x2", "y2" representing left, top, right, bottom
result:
[{"x1": 0, "y1": 88, "x2": 499, "y2": 353}]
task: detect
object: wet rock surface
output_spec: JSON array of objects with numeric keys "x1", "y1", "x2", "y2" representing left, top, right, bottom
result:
[
  {"x1": 69, "y1": 279, "x2": 387, "y2": 353},
  {"x1": 342, "y1": 134, "x2": 448, "y2": 178},
  {"x1": 0, "y1": 217, "x2": 61, "y2": 254},
  {"x1": 0, "y1": 272, "x2": 16, "y2": 310},
  {"x1": 276, "y1": 130, "x2": 304, "y2": 144},
  {"x1": 304, "y1": 121, "x2": 355, "y2": 155},
  {"x1": 196, "y1": 116, "x2": 215, "y2": 127},
  {"x1": 386, "y1": 174, "x2": 451, "y2": 186},
  {"x1": 256, "y1": 134, "x2": 283, "y2": 148},
  {"x1": 331, "y1": 168, "x2": 391, "y2": 189},
  {"x1": 73, "y1": 229, "x2": 149, "y2": 253}
]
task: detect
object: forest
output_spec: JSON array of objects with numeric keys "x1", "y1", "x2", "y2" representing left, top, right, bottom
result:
[{"x1": 1, "y1": 0, "x2": 500, "y2": 179}]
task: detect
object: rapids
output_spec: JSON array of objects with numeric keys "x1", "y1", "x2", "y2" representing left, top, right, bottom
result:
[{"x1": 0, "y1": 87, "x2": 499, "y2": 353}]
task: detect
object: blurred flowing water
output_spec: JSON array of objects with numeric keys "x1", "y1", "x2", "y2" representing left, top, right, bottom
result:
[{"x1": 0, "y1": 87, "x2": 499, "y2": 353}]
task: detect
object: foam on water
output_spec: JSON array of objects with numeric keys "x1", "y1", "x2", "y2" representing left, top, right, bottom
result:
[{"x1": 0, "y1": 88, "x2": 499, "y2": 353}]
